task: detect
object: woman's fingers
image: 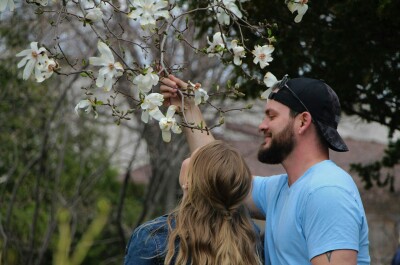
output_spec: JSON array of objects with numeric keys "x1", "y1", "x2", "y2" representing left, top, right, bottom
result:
[
  {"x1": 169, "y1": 75, "x2": 188, "y2": 89},
  {"x1": 160, "y1": 76, "x2": 177, "y2": 89},
  {"x1": 160, "y1": 78, "x2": 177, "y2": 96},
  {"x1": 160, "y1": 75, "x2": 182, "y2": 107}
]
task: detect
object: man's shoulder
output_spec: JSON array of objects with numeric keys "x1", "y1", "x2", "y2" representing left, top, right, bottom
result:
[
  {"x1": 253, "y1": 174, "x2": 288, "y2": 195},
  {"x1": 255, "y1": 173, "x2": 287, "y2": 182},
  {"x1": 304, "y1": 160, "x2": 360, "y2": 196},
  {"x1": 308, "y1": 160, "x2": 354, "y2": 184}
]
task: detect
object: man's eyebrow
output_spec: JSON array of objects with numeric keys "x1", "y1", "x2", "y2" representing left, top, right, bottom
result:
[{"x1": 265, "y1": 108, "x2": 276, "y2": 115}]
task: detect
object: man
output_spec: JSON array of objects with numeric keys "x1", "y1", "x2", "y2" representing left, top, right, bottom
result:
[{"x1": 160, "y1": 75, "x2": 370, "y2": 265}]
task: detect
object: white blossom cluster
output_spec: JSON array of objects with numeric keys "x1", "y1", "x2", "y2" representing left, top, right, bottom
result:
[
  {"x1": 206, "y1": 31, "x2": 278, "y2": 97},
  {"x1": 205, "y1": 1, "x2": 302, "y2": 97},
  {"x1": 16, "y1": 42, "x2": 57, "y2": 83},
  {"x1": 74, "y1": 41, "x2": 182, "y2": 142},
  {"x1": 9, "y1": 0, "x2": 309, "y2": 142}
]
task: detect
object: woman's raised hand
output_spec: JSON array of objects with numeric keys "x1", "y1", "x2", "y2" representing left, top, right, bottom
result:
[{"x1": 160, "y1": 75, "x2": 189, "y2": 108}]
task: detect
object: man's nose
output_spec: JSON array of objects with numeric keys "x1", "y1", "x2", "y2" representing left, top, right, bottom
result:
[{"x1": 258, "y1": 118, "x2": 269, "y2": 133}]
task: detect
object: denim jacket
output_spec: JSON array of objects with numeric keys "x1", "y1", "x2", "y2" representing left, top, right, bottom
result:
[{"x1": 124, "y1": 215, "x2": 264, "y2": 265}]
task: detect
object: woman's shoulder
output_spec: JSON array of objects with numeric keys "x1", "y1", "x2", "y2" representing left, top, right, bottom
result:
[
  {"x1": 136, "y1": 215, "x2": 170, "y2": 234},
  {"x1": 124, "y1": 215, "x2": 171, "y2": 265}
]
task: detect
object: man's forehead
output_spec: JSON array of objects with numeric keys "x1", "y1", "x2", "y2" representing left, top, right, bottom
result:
[{"x1": 264, "y1": 99, "x2": 290, "y2": 113}]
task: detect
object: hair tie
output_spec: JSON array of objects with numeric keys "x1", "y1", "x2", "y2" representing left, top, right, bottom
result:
[{"x1": 224, "y1": 211, "x2": 233, "y2": 221}]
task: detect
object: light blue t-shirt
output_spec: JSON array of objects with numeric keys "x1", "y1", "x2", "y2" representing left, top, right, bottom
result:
[{"x1": 252, "y1": 160, "x2": 370, "y2": 265}]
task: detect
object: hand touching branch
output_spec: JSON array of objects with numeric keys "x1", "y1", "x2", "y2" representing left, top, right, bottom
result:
[{"x1": 160, "y1": 74, "x2": 214, "y2": 152}]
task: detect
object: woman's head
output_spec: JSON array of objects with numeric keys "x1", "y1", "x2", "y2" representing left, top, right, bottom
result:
[
  {"x1": 166, "y1": 141, "x2": 262, "y2": 265},
  {"x1": 186, "y1": 140, "x2": 252, "y2": 218}
]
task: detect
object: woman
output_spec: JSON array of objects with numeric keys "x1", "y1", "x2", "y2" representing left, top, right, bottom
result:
[{"x1": 124, "y1": 141, "x2": 263, "y2": 265}]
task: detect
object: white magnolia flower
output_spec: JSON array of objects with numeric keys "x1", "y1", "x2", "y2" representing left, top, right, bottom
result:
[
  {"x1": 263, "y1": 71, "x2": 278, "y2": 87},
  {"x1": 261, "y1": 72, "x2": 278, "y2": 99},
  {"x1": 35, "y1": 57, "x2": 57, "y2": 83},
  {"x1": 252, "y1": 44, "x2": 274, "y2": 69},
  {"x1": 128, "y1": 0, "x2": 170, "y2": 30},
  {"x1": 158, "y1": 105, "x2": 182, "y2": 142},
  {"x1": 75, "y1": 99, "x2": 97, "y2": 118},
  {"x1": 188, "y1": 81, "x2": 209, "y2": 105},
  {"x1": 207, "y1": 32, "x2": 226, "y2": 57},
  {"x1": 231, "y1": 40, "x2": 245, "y2": 66},
  {"x1": 89, "y1": 41, "x2": 124, "y2": 92},
  {"x1": 85, "y1": 7, "x2": 103, "y2": 22},
  {"x1": 213, "y1": 0, "x2": 243, "y2": 25},
  {"x1": 194, "y1": 88, "x2": 209, "y2": 105},
  {"x1": 133, "y1": 67, "x2": 159, "y2": 95},
  {"x1": 287, "y1": 0, "x2": 308, "y2": 23},
  {"x1": 0, "y1": 0, "x2": 15, "y2": 12},
  {"x1": 140, "y1": 93, "x2": 164, "y2": 123},
  {"x1": 16, "y1": 42, "x2": 49, "y2": 80}
]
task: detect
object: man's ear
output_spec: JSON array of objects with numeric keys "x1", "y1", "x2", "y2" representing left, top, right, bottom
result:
[{"x1": 297, "y1": 112, "x2": 312, "y2": 134}]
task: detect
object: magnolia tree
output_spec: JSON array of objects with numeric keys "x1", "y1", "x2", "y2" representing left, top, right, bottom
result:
[{"x1": 2, "y1": 0, "x2": 309, "y2": 142}]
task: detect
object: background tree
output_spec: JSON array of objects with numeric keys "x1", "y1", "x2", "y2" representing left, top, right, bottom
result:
[
  {"x1": 0, "y1": 7, "x2": 144, "y2": 265},
  {"x1": 1, "y1": 1, "x2": 241, "y2": 264}
]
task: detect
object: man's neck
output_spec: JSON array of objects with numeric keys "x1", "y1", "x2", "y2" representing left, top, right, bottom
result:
[{"x1": 282, "y1": 147, "x2": 329, "y2": 186}]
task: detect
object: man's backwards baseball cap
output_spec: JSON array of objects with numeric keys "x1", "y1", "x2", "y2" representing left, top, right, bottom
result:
[{"x1": 268, "y1": 77, "x2": 349, "y2": 152}]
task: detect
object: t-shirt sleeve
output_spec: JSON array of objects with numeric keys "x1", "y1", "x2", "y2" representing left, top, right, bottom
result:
[
  {"x1": 124, "y1": 226, "x2": 160, "y2": 265},
  {"x1": 251, "y1": 176, "x2": 270, "y2": 217},
  {"x1": 302, "y1": 186, "x2": 363, "y2": 260}
]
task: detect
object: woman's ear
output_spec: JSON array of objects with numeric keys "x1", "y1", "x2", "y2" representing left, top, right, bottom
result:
[{"x1": 179, "y1": 158, "x2": 191, "y2": 193}]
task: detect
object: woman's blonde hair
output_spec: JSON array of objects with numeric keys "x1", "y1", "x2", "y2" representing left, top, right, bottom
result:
[{"x1": 165, "y1": 140, "x2": 262, "y2": 265}]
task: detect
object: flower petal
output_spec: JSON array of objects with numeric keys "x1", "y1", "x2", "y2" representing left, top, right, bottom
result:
[
  {"x1": 16, "y1": 49, "x2": 32, "y2": 57},
  {"x1": 23, "y1": 60, "x2": 35, "y2": 80},
  {"x1": 263, "y1": 72, "x2": 278, "y2": 87},
  {"x1": 161, "y1": 130, "x2": 171, "y2": 142},
  {"x1": 141, "y1": 110, "x2": 150, "y2": 123},
  {"x1": 166, "y1": 105, "x2": 177, "y2": 118},
  {"x1": 260, "y1": 89, "x2": 269, "y2": 100},
  {"x1": 233, "y1": 56, "x2": 242, "y2": 65},
  {"x1": 171, "y1": 123, "x2": 182, "y2": 134},
  {"x1": 149, "y1": 108, "x2": 164, "y2": 121},
  {"x1": 89, "y1": 57, "x2": 106, "y2": 66},
  {"x1": 97, "y1": 41, "x2": 114, "y2": 63},
  {"x1": 17, "y1": 57, "x2": 29, "y2": 68},
  {"x1": 103, "y1": 74, "x2": 113, "y2": 91}
]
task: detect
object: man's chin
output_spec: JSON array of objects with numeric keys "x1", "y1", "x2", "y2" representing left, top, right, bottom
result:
[{"x1": 257, "y1": 147, "x2": 282, "y2": 165}]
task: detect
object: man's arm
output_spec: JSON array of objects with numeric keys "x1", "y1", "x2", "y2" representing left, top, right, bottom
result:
[
  {"x1": 311, "y1": 250, "x2": 357, "y2": 265},
  {"x1": 160, "y1": 75, "x2": 214, "y2": 153},
  {"x1": 304, "y1": 187, "x2": 363, "y2": 265},
  {"x1": 245, "y1": 180, "x2": 266, "y2": 220}
]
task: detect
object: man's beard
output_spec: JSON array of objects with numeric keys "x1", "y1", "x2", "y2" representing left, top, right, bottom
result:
[{"x1": 257, "y1": 121, "x2": 296, "y2": 164}]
